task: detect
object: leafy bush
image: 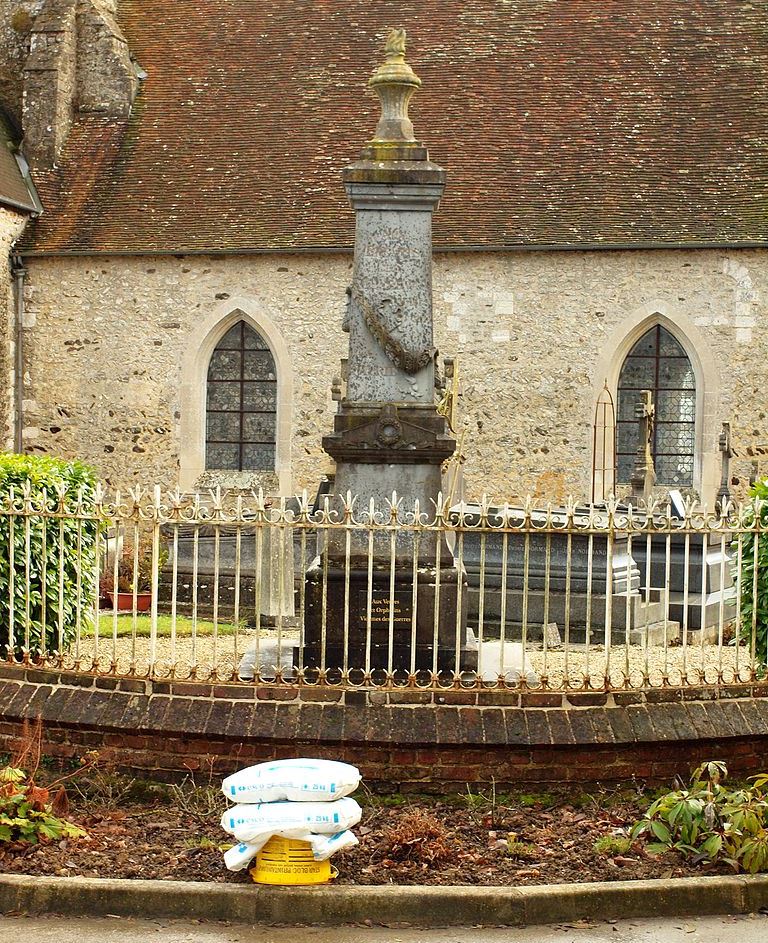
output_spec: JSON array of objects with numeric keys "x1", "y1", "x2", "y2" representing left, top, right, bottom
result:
[
  {"x1": 0, "y1": 765, "x2": 86, "y2": 845},
  {"x1": 0, "y1": 454, "x2": 101, "y2": 656},
  {"x1": 630, "y1": 761, "x2": 768, "y2": 874},
  {"x1": 0, "y1": 719, "x2": 91, "y2": 846},
  {"x1": 733, "y1": 478, "x2": 768, "y2": 667}
]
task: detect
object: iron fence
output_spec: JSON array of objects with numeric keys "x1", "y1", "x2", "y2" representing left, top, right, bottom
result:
[{"x1": 0, "y1": 483, "x2": 765, "y2": 691}]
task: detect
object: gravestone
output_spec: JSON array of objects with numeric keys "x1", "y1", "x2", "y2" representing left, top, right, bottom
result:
[
  {"x1": 158, "y1": 522, "x2": 295, "y2": 623},
  {"x1": 455, "y1": 504, "x2": 669, "y2": 645}
]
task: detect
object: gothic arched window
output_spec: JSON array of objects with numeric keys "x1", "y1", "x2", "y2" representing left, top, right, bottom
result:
[
  {"x1": 616, "y1": 325, "x2": 696, "y2": 486},
  {"x1": 205, "y1": 321, "x2": 277, "y2": 471}
]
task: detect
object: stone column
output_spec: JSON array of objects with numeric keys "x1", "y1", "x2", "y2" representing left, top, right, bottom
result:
[
  {"x1": 303, "y1": 30, "x2": 475, "y2": 674},
  {"x1": 629, "y1": 390, "x2": 656, "y2": 506},
  {"x1": 715, "y1": 421, "x2": 732, "y2": 513}
]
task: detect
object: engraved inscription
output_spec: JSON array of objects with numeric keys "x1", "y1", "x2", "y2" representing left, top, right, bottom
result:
[{"x1": 360, "y1": 589, "x2": 413, "y2": 629}]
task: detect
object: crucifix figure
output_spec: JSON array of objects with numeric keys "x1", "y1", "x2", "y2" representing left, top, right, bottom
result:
[
  {"x1": 629, "y1": 390, "x2": 656, "y2": 504},
  {"x1": 716, "y1": 421, "x2": 732, "y2": 513}
]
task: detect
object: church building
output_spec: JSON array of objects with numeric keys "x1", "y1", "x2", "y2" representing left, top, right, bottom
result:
[{"x1": 1, "y1": 1, "x2": 766, "y2": 505}]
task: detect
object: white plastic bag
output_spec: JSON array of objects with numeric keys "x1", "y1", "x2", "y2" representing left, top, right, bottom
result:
[
  {"x1": 222, "y1": 758, "x2": 361, "y2": 804},
  {"x1": 308, "y1": 829, "x2": 359, "y2": 861},
  {"x1": 224, "y1": 841, "x2": 263, "y2": 872},
  {"x1": 222, "y1": 829, "x2": 359, "y2": 872},
  {"x1": 221, "y1": 796, "x2": 362, "y2": 845}
]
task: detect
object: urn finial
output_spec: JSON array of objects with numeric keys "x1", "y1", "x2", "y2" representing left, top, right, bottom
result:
[{"x1": 368, "y1": 28, "x2": 422, "y2": 143}]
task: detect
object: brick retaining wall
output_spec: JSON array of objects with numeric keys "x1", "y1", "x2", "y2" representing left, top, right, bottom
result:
[{"x1": 1, "y1": 665, "x2": 767, "y2": 787}]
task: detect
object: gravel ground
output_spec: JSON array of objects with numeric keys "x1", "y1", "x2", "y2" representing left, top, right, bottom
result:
[{"x1": 62, "y1": 632, "x2": 756, "y2": 687}]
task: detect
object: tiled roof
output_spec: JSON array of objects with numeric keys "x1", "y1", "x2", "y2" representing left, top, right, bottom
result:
[
  {"x1": 22, "y1": 0, "x2": 768, "y2": 254},
  {"x1": 0, "y1": 111, "x2": 38, "y2": 214}
]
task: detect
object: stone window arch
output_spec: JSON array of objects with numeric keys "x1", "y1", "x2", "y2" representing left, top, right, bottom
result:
[
  {"x1": 616, "y1": 324, "x2": 696, "y2": 486},
  {"x1": 205, "y1": 320, "x2": 277, "y2": 471},
  {"x1": 179, "y1": 299, "x2": 293, "y2": 494},
  {"x1": 592, "y1": 305, "x2": 722, "y2": 502}
]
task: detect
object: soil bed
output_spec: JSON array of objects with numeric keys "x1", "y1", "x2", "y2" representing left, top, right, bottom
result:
[{"x1": 0, "y1": 775, "x2": 737, "y2": 887}]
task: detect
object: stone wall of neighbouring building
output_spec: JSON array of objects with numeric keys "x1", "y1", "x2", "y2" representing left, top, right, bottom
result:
[
  {"x1": 0, "y1": 205, "x2": 29, "y2": 450},
  {"x1": 18, "y1": 247, "x2": 767, "y2": 502}
]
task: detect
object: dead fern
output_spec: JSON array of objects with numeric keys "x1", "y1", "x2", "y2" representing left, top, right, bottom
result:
[{"x1": 378, "y1": 809, "x2": 455, "y2": 865}]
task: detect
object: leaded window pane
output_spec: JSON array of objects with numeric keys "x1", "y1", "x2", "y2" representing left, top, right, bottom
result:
[
  {"x1": 208, "y1": 349, "x2": 241, "y2": 380},
  {"x1": 205, "y1": 321, "x2": 277, "y2": 471},
  {"x1": 243, "y1": 413, "x2": 276, "y2": 441},
  {"x1": 207, "y1": 382, "x2": 241, "y2": 411},
  {"x1": 243, "y1": 444, "x2": 276, "y2": 469},
  {"x1": 617, "y1": 389, "x2": 643, "y2": 421},
  {"x1": 242, "y1": 382, "x2": 277, "y2": 411},
  {"x1": 659, "y1": 332, "x2": 686, "y2": 357},
  {"x1": 656, "y1": 422, "x2": 695, "y2": 453},
  {"x1": 617, "y1": 357, "x2": 650, "y2": 389},
  {"x1": 658, "y1": 360, "x2": 695, "y2": 390},
  {"x1": 627, "y1": 333, "x2": 657, "y2": 357},
  {"x1": 243, "y1": 351, "x2": 276, "y2": 381},
  {"x1": 206, "y1": 412, "x2": 241, "y2": 442},
  {"x1": 656, "y1": 390, "x2": 695, "y2": 423},
  {"x1": 616, "y1": 421, "x2": 637, "y2": 453},
  {"x1": 616, "y1": 325, "x2": 696, "y2": 487},
  {"x1": 206, "y1": 443, "x2": 240, "y2": 470},
  {"x1": 617, "y1": 452, "x2": 634, "y2": 483},
  {"x1": 244, "y1": 329, "x2": 270, "y2": 350},
  {"x1": 217, "y1": 325, "x2": 244, "y2": 349},
  {"x1": 656, "y1": 455, "x2": 694, "y2": 486}
]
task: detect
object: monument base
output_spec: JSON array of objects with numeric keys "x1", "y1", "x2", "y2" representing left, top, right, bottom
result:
[{"x1": 302, "y1": 560, "x2": 477, "y2": 673}]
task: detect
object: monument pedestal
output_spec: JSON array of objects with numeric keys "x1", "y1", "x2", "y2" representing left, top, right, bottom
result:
[
  {"x1": 302, "y1": 561, "x2": 475, "y2": 673},
  {"x1": 631, "y1": 531, "x2": 735, "y2": 638}
]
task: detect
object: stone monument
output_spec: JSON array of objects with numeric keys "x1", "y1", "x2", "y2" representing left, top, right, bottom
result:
[
  {"x1": 716, "y1": 421, "x2": 733, "y2": 513},
  {"x1": 629, "y1": 390, "x2": 656, "y2": 505},
  {"x1": 303, "y1": 30, "x2": 475, "y2": 673}
]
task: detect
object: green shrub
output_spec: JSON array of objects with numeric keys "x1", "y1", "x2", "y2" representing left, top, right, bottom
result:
[
  {"x1": 0, "y1": 454, "x2": 101, "y2": 656},
  {"x1": 630, "y1": 761, "x2": 768, "y2": 874},
  {"x1": 0, "y1": 765, "x2": 87, "y2": 845},
  {"x1": 734, "y1": 478, "x2": 768, "y2": 667},
  {"x1": 506, "y1": 836, "x2": 538, "y2": 859}
]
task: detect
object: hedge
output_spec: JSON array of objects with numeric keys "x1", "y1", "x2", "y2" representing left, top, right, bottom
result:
[
  {"x1": 0, "y1": 454, "x2": 101, "y2": 657},
  {"x1": 736, "y1": 477, "x2": 768, "y2": 669}
]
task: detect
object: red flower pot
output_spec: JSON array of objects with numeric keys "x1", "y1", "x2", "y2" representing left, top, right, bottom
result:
[{"x1": 109, "y1": 591, "x2": 152, "y2": 612}]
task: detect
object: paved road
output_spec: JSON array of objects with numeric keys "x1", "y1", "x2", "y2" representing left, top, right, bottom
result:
[{"x1": 0, "y1": 913, "x2": 766, "y2": 942}]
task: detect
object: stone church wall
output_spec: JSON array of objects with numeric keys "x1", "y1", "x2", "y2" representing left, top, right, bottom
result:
[
  {"x1": 18, "y1": 247, "x2": 767, "y2": 503},
  {"x1": 0, "y1": 205, "x2": 29, "y2": 449}
]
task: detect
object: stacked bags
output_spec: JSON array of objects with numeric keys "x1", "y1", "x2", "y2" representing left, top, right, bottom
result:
[{"x1": 220, "y1": 757, "x2": 362, "y2": 872}]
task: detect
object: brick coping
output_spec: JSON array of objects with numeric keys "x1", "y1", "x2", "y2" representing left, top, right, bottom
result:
[
  {"x1": 1, "y1": 663, "x2": 767, "y2": 785},
  {"x1": 0, "y1": 662, "x2": 766, "y2": 748}
]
